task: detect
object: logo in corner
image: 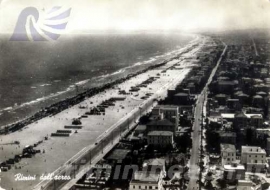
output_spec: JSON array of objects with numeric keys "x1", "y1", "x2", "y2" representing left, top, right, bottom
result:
[{"x1": 10, "y1": 6, "x2": 71, "y2": 41}]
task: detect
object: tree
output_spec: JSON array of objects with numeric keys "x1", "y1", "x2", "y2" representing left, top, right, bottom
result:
[
  {"x1": 175, "y1": 134, "x2": 192, "y2": 153},
  {"x1": 246, "y1": 127, "x2": 256, "y2": 145},
  {"x1": 205, "y1": 131, "x2": 220, "y2": 153},
  {"x1": 139, "y1": 114, "x2": 151, "y2": 124}
]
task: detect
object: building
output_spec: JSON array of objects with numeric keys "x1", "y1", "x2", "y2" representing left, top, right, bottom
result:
[
  {"x1": 217, "y1": 80, "x2": 236, "y2": 94},
  {"x1": 252, "y1": 95, "x2": 264, "y2": 108},
  {"x1": 147, "y1": 131, "x2": 174, "y2": 148},
  {"x1": 236, "y1": 93, "x2": 249, "y2": 105},
  {"x1": 221, "y1": 113, "x2": 263, "y2": 128},
  {"x1": 151, "y1": 105, "x2": 179, "y2": 130},
  {"x1": 241, "y1": 146, "x2": 266, "y2": 172},
  {"x1": 266, "y1": 138, "x2": 270, "y2": 155},
  {"x1": 129, "y1": 159, "x2": 165, "y2": 190},
  {"x1": 234, "y1": 112, "x2": 248, "y2": 128},
  {"x1": 215, "y1": 94, "x2": 227, "y2": 106},
  {"x1": 223, "y1": 164, "x2": 245, "y2": 181},
  {"x1": 185, "y1": 83, "x2": 195, "y2": 94},
  {"x1": 188, "y1": 75, "x2": 202, "y2": 85},
  {"x1": 163, "y1": 170, "x2": 189, "y2": 190},
  {"x1": 220, "y1": 144, "x2": 237, "y2": 166},
  {"x1": 134, "y1": 125, "x2": 147, "y2": 136},
  {"x1": 173, "y1": 93, "x2": 189, "y2": 105},
  {"x1": 249, "y1": 115, "x2": 263, "y2": 128},
  {"x1": 219, "y1": 131, "x2": 237, "y2": 144},
  {"x1": 226, "y1": 99, "x2": 241, "y2": 110},
  {"x1": 75, "y1": 164, "x2": 112, "y2": 189},
  {"x1": 129, "y1": 171, "x2": 162, "y2": 190},
  {"x1": 167, "y1": 88, "x2": 176, "y2": 96},
  {"x1": 237, "y1": 180, "x2": 253, "y2": 190},
  {"x1": 143, "y1": 158, "x2": 166, "y2": 172},
  {"x1": 105, "y1": 149, "x2": 130, "y2": 164},
  {"x1": 221, "y1": 113, "x2": 235, "y2": 123},
  {"x1": 146, "y1": 119, "x2": 175, "y2": 134}
]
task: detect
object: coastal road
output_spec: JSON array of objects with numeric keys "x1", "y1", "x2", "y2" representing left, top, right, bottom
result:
[{"x1": 188, "y1": 41, "x2": 227, "y2": 189}]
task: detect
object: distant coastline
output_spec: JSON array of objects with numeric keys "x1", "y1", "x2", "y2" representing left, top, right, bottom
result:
[
  {"x1": 0, "y1": 33, "x2": 197, "y2": 130},
  {"x1": 0, "y1": 33, "x2": 194, "y2": 127},
  {"x1": 0, "y1": 36, "x2": 199, "y2": 134}
]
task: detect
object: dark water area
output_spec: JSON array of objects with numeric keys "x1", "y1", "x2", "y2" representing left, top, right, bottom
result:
[{"x1": 0, "y1": 32, "x2": 194, "y2": 127}]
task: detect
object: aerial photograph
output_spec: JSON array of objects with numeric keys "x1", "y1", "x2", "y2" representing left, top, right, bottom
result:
[{"x1": 1, "y1": 0, "x2": 270, "y2": 190}]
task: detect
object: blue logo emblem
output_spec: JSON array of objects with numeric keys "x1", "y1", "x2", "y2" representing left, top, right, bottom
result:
[{"x1": 10, "y1": 7, "x2": 71, "y2": 41}]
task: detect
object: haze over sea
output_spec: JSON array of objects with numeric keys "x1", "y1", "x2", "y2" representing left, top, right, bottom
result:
[{"x1": 0, "y1": 33, "x2": 194, "y2": 127}]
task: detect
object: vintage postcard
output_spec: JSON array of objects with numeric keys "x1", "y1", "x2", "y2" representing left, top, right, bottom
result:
[{"x1": 0, "y1": 0, "x2": 270, "y2": 190}]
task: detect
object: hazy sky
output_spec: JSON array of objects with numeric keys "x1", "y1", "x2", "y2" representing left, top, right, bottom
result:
[{"x1": 1, "y1": 0, "x2": 270, "y2": 34}]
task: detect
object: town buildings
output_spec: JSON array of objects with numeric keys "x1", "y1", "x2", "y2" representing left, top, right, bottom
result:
[
  {"x1": 220, "y1": 144, "x2": 237, "y2": 166},
  {"x1": 151, "y1": 105, "x2": 179, "y2": 130},
  {"x1": 223, "y1": 164, "x2": 245, "y2": 181},
  {"x1": 241, "y1": 146, "x2": 266, "y2": 172},
  {"x1": 129, "y1": 159, "x2": 166, "y2": 190},
  {"x1": 147, "y1": 131, "x2": 174, "y2": 148}
]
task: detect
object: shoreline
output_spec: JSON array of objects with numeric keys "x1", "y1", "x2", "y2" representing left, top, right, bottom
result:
[
  {"x1": 0, "y1": 35, "x2": 200, "y2": 134},
  {"x1": 0, "y1": 33, "x2": 196, "y2": 127}
]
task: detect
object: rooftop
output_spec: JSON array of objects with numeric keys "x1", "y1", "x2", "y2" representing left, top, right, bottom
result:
[
  {"x1": 147, "y1": 119, "x2": 174, "y2": 126},
  {"x1": 131, "y1": 171, "x2": 160, "y2": 183},
  {"x1": 219, "y1": 131, "x2": 236, "y2": 137},
  {"x1": 155, "y1": 105, "x2": 179, "y2": 110},
  {"x1": 250, "y1": 115, "x2": 263, "y2": 119},
  {"x1": 235, "y1": 112, "x2": 247, "y2": 118},
  {"x1": 227, "y1": 99, "x2": 239, "y2": 102},
  {"x1": 237, "y1": 180, "x2": 253, "y2": 187},
  {"x1": 257, "y1": 91, "x2": 267, "y2": 95},
  {"x1": 241, "y1": 146, "x2": 266, "y2": 154},
  {"x1": 253, "y1": 95, "x2": 263, "y2": 99},
  {"x1": 147, "y1": 131, "x2": 173, "y2": 136},
  {"x1": 238, "y1": 93, "x2": 249, "y2": 97},
  {"x1": 106, "y1": 149, "x2": 130, "y2": 160},
  {"x1": 218, "y1": 80, "x2": 236, "y2": 85},
  {"x1": 174, "y1": 92, "x2": 189, "y2": 97},
  {"x1": 215, "y1": 94, "x2": 227, "y2": 98},
  {"x1": 131, "y1": 159, "x2": 165, "y2": 183},
  {"x1": 143, "y1": 158, "x2": 165, "y2": 167},
  {"x1": 221, "y1": 113, "x2": 262, "y2": 119},
  {"x1": 135, "y1": 125, "x2": 147, "y2": 131},
  {"x1": 221, "y1": 144, "x2": 236, "y2": 152},
  {"x1": 224, "y1": 164, "x2": 245, "y2": 170}
]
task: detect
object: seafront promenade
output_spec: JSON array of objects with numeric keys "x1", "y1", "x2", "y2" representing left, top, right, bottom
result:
[{"x1": 0, "y1": 36, "x2": 207, "y2": 190}]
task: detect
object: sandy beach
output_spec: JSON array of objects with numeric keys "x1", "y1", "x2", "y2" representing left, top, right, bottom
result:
[{"x1": 0, "y1": 36, "x2": 207, "y2": 190}]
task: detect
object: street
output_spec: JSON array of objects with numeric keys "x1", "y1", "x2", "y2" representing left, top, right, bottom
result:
[{"x1": 188, "y1": 42, "x2": 227, "y2": 189}]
